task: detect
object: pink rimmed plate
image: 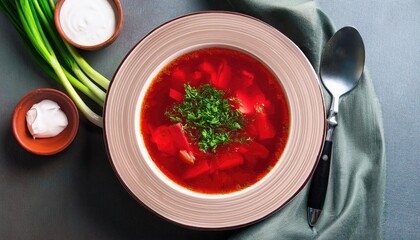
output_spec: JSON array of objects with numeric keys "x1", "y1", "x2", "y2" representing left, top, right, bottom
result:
[{"x1": 104, "y1": 12, "x2": 325, "y2": 229}]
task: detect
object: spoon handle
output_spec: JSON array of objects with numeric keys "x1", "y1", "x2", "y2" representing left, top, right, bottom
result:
[
  {"x1": 307, "y1": 96, "x2": 338, "y2": 226},
  {"x1": 307, "y1": 139, "x2": 333, "y2": 226}
]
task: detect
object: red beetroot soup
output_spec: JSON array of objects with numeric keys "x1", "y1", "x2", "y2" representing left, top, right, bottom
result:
[{"x1": 141, "y1": 47, "x2": 289, "y2": 194}]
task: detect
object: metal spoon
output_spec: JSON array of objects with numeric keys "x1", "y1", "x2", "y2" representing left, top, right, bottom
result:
[{"x1": 307, "y1": 26, "x2": 365, "y2": 226}]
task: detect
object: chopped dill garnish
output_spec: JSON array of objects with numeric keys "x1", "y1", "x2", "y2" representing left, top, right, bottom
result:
[{"x1": 165, "y1": 84, "x2": 246, "y2": 152}]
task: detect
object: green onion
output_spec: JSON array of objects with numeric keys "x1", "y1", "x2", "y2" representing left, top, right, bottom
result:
[{"x1": 0, "y1": 0, "x2": 110, "y2": 127}]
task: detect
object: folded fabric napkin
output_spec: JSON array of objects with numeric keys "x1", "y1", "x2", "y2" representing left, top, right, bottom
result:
[{"x1": 226, "y1": 0, "x2": 386, "y2": 239}]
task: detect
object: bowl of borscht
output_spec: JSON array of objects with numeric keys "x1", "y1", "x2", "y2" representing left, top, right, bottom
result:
[{"x1": 104, "y1": 12, "x2": 326, "y2": 229}]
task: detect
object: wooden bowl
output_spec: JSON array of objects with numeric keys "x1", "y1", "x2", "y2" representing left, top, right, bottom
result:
[
  {"x1": 54, "y1": 0, "x2": 123, "y2": 50},
  {"x1": 12, "y1": 88, "x2": 79, "y2": 155}
]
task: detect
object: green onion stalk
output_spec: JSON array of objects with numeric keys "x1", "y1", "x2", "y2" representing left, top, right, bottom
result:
[{"x1": 0, "y1": 0, "x2": 110, "y2": 127}]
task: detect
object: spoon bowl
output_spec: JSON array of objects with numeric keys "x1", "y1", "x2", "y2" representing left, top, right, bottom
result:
[{"x1": 321, "y1": 26, "x2": 365, "y2": 98}]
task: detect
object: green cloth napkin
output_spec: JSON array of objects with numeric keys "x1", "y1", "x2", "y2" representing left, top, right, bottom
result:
[{"x1": 227, "y1": 0, "x2": 386, "y2": 239}]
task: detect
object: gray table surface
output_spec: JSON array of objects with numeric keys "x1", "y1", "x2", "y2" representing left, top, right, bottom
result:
[{"x1": 0, "y1": 0, "x2": 418, "y2": 239}]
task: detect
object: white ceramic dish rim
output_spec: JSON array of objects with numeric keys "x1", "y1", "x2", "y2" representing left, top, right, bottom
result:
[{"x1": 104, "y1": 11, "x2": 325, "y2": 229}]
